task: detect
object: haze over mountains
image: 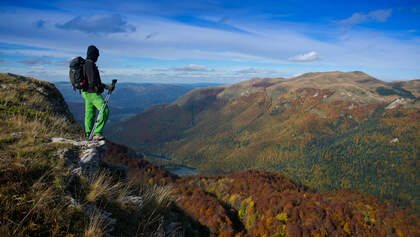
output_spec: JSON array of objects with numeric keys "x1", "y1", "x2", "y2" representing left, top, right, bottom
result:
[
  {"x1": 108, "y1": 71, "x2": 420, "y2": 213},
  {"x1": 56, "y1": 81, "x2": 220, "y2": 125}
]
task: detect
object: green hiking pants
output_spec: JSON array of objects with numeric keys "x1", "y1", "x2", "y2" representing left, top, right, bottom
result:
[{"x1": 82, "y1": 92, "x2": 109, "y2": 136}]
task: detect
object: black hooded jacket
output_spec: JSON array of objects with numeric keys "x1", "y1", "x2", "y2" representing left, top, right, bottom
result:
[{"x1": 83, "y1": 45, "x2": 104, "y2": 93}]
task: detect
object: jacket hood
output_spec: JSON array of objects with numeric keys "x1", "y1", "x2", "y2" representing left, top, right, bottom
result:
[{"x1": 87, "y1": 45, "x2": 99, "y2": 62}]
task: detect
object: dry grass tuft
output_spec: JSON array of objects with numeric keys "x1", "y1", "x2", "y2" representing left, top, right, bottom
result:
[
  {"x1": 84, "y1": 210, "x2": 113, "y2": 237},
  {"x1": 86, "y1": 171, "x2": 122, "y2": 203},
  {"x1": 141, "y1": 183, "x2": 174, "y2": 210},
  {"x1": 116, "y1": 178, "x2": 135, "y2": 202},
  {"x1": 137, "y1": 185, "x2": 174, "y2": 236},
  {"x1": 129, "y1": 177, "x2": 175, "y2": 236}
]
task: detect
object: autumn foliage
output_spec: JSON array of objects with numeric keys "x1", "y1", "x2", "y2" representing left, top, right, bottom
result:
[{"x1": 106, "y1": 141, "x2": 420, "y2": 237}]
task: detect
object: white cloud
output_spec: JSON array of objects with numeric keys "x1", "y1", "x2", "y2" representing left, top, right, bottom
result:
[
  {"x1": 235, "y1": 68, "x2": 276, "y2": 75},
  {"x1": 151, "y1": 64, "x2": 216, "y2": 73},
  {"x1": 0, "y1": 48, "x2": 76, "y2": 59},
  {"x1": 56, "y1": 14, "x2": 136, "y2": 34},
  {"x1": 291, "y1": 73, "x2": 303, "y2": 77},
  {"x1": 288, "y1": 51, "x2": 321, "y2": 62},
  {"x1": 172, "y1": 64, "x2": 212, "y2": 72},
  {"x1": 369, "y1": 9, "x2": 393, "y2": 22},
  {"x1": 339, "y1": 9, "x2": 392, "y2": 25},
  {"x1": 18, "y1": 56, "x2": 53, "y2": 65}
]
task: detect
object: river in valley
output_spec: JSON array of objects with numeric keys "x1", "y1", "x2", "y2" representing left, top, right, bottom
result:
[{"x1": 144, "y1": 153, "x2": 198, "y2": 176}]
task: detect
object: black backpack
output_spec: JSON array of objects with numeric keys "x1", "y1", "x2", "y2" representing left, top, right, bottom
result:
[{"x1": 69, "y1": 56, "x2": 86, "y2": 91}]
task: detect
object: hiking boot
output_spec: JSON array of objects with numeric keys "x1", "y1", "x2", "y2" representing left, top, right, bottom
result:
[{"x1": 93, "y1": 135, "x2": 105, "y2": 140}]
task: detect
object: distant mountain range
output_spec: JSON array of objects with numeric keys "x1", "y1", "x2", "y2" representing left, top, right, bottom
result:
[
  {"x1": 55, "y1": 81, "x2": 221, "y2": 125},
  {"x1": 108, "y1": 71, "x2": 420, "y2": 213}
]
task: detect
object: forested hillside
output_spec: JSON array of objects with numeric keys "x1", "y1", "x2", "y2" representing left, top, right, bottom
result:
[
  {"x1": 107, "y1": 140, "x2": 420, "y2": 236},
  {"x1": 109, "y1": 71, "x2": 420, "y2": 213}
]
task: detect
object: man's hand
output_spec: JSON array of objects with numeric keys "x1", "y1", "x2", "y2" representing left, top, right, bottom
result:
[{"x1": 104, "y1": 84, "x2": 114, "y2": 91}]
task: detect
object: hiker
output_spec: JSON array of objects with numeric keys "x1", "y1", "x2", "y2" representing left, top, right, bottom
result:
[{"x1": 82, "y1": 45, "x2": 113, "y2": 140}]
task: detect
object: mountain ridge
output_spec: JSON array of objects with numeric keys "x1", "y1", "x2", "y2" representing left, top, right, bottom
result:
[{"x1": 171, "y1": 71, "x2": 417, "y2": 106}]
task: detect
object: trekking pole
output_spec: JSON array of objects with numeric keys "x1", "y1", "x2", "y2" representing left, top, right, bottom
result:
[{"x1": 88, "y1": 79, "x2": 117, "y2": 140}]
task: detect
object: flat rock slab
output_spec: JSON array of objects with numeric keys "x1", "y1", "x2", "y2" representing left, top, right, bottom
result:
[{"x1": 51, "y1": 137, "x2": 106, "y2": 177}]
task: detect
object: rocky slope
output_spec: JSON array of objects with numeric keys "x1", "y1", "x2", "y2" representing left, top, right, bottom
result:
[{"x1": 108, "y1": 71, "x2": 420, "y2": 214}]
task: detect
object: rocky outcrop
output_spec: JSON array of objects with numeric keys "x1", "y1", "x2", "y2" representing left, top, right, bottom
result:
[
  {"x1": 386, "y1": 98, "x2": 406, "y2": 109},
  {"x1": 52, "y1": 137, "x2": 108, "y2": 177}
]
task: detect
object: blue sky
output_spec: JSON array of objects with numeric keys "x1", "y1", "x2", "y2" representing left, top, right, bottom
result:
[{"x1": 0, "y1": 0, "x2": 419, "y2": 84}]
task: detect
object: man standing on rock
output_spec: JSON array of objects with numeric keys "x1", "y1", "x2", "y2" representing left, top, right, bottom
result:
[{"x1": 82, "y1": 45, "x2": 113, "y2": 140}]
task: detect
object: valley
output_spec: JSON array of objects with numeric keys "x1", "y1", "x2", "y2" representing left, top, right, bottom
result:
[
  {"x1": 144, "y1": 153, "x2": 198, "y2": 176},
  {"x1": 108, "y1": 71, "x2": 420, "y2": 213}
]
